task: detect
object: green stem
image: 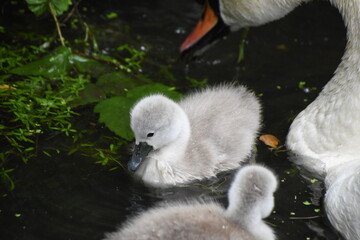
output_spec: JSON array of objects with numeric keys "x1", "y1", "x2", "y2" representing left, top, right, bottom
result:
[
  {"x1": 237, "y1": 28, "x2": 249, "y2": 63},
  {"x1": 49, "y1": 2, "x2": 66, "y2": 46}
]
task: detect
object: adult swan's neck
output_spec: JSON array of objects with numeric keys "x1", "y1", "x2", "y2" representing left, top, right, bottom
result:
[{"x1": 286, "y1": 0, "x2": 360, "y2": 175}]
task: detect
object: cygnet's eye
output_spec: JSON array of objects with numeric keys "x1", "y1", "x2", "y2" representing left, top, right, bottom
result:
[{"x1": 147, "y1": 132, "x2": 154, "y2": 138}]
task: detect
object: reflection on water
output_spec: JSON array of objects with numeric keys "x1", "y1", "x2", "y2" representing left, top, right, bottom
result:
[{"x1": 0, "y1": 0, "x2": 347, "y2": 239}]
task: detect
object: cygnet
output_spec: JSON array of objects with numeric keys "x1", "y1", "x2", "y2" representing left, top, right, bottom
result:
[
  {"x1": 128, "y1": 85, "x2": 261, "y2": 187},
  {"x1": 103, "y1": 164, "x2": 278, "y2": 240}
]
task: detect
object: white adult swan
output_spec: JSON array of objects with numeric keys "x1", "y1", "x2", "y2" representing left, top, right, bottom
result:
[
  {"x1": 128, "y1": 85, "x2": 261, "y2": 187},
  {"x1": 180, "y1": 0, "x2": 360, "y2": 239},
  {"x1": 103, "y1": 165, "x2": 277, "y2": 240}
]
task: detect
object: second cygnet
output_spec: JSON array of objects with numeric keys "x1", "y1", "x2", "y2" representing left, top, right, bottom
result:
[{"x1": 103, "y1": 164, "x2": 278, "y2": 240}]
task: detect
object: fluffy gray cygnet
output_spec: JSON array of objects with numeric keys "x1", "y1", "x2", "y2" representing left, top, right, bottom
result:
[
  {"x1": 103, "y1": 164, "x2": 278, "y2": 240},
  {"x1": 128, "y1": 85, "x2": 261, "y2": 187}
]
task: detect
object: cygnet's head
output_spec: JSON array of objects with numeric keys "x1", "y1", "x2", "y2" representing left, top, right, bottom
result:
[
  {"x1": 129, "y1": 95, "x2": 186, "y2": 171},
  {"x1": 130, "y1": 95, "x2": 184, "y2": 149},
  {"x1": 226, "y1": 165, "x2": 278, "y2": 222}
]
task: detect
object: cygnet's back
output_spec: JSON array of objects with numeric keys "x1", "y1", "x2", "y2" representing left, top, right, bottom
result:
[
  {"x1": 180, "y1": 85, "x2": 261, "y2": 175},
  {"x1": 103, "y1": 165, "x2": 277, "y2": 240}
]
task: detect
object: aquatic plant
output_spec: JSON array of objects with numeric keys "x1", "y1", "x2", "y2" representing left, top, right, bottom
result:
[
  {"x1": 0, "y1": 44, "x2": 88, "y2": 190},
  {"x1": 0, "y1": 0, "x2": 183, "y2": 191}
]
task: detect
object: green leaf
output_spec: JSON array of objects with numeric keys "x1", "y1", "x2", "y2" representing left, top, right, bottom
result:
[
  {"x1": 106, "y1": 12, "x2": 118, "y2": 19},
  {"x1": 25, "y1": 0, "x2": 48, "y2": 16},
  {"x1": 42, "y1": 151, "x2": 52, "y2": 157},
  {"x1": 186, "y1": 77, "x2": 208, "y2": 88},
  {"x1": 94, "y1": 96, "x2": 134, "y2": 141},
  {"x1": 71, "y1": 71, "x2": 143, "y2": 107},
  {"x1": 50, "y1": 0, "x2": 72, "y2": 15},
  {"x1": 97, "y1": 71, "x2": 141, "y2": 95},
  {"x1": 71, "y1": 83, "x2": 106, "y2": 107},
  {"x1": 298, "y1": 81, "x2": 306, "y2": 89},
  {"x1": 69, "y1": 54, "x2": 113, "y2": 77},
  {"x1": 10, "y1": 46, "x2": 72, "y2": 78},
  {"x1": 310, "y1": 178, "x2": 318, "y2": 183},
  {"x1": 25, "y1": 0, "x2": 71, "y2": 16}
]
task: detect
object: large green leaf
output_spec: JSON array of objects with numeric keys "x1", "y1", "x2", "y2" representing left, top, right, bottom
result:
[
  {"x1": 97, "y1": 71, "x2": 140, "y2": 96},
  {"x1": 10, "y1": 46, "x2": 72, "y2": 78},
  {"x1": 25, "y1": 0, "x2": 72, "y2": 16},
  {"x1": 94, "y1": 84, "x2": 182, "y2": 140},
  {"x1": 71, "y1": 71, "x2": 144, "y2": 107},
  {"x1": 94, "y1": 96, "x2": 134, "y2": 141}
]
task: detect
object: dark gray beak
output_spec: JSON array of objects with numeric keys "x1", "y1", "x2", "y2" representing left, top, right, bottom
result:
[{"x1": 128, "y1": 142, "x2": 153, "y2": 171}]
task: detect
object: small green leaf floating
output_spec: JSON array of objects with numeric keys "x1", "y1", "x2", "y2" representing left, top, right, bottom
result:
[
  {"x1": 106, "y1": 12, "x2": 118, "y2": 19},
  {"x1": 94, "y1": 84, "x2": 182, "y2": 141},
  {"x1": 310, "y1": 178, "x2": 318, "y2": 183},
  {"x1": 303, "y1": 201, "x2": 311, "y2": 206}
]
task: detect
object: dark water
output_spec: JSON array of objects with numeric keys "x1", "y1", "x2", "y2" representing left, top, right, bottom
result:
[{"x1": 0, "y1": 0, "x2": 347, "y2": 239}]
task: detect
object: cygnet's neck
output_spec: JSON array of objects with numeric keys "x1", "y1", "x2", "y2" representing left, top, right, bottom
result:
[
  {"x1": 143, "y1": 105, "x2": 191, "y2": 186},
  {"x1": 158, "y1": 106, "x2": 191, "y2": 165}
]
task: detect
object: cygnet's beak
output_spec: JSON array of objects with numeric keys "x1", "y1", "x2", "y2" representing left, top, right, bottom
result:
[
  {"x1": 180, "y1": 0, "x2": 229, "y2": 57},
  {"x1": 128, "y1": 142, "x2": 153, "y2": 171}
]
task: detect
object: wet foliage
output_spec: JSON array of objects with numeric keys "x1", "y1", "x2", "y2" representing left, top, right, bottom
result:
[{"x1": 0, "y1": 0, "x2": 182, "y2": 191}]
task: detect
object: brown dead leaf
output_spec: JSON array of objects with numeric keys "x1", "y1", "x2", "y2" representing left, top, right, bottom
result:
[
  {"x1": 276, "y1": 44, "x2": 288, "y2": 51},
  {"x1": 259, "y1": 134, "x2": 280, "y2": 148}
]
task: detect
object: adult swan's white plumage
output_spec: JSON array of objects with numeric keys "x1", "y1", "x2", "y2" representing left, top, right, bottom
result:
[
  {"x1": 325, "y1": 159, "x2": 360, "y2": 240},
  {"x1": 286, "y1": 1, "x2": 360, "y2": 174},
  {"x1": 128, "y1": 85, "x2": 261, "y2": 187},
  {"x1": 180, "y1": 0, "x2": 360, "y2": 239},
  {"x1": 103, "y1": 165, "x2": 278, "y2": 240}
]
